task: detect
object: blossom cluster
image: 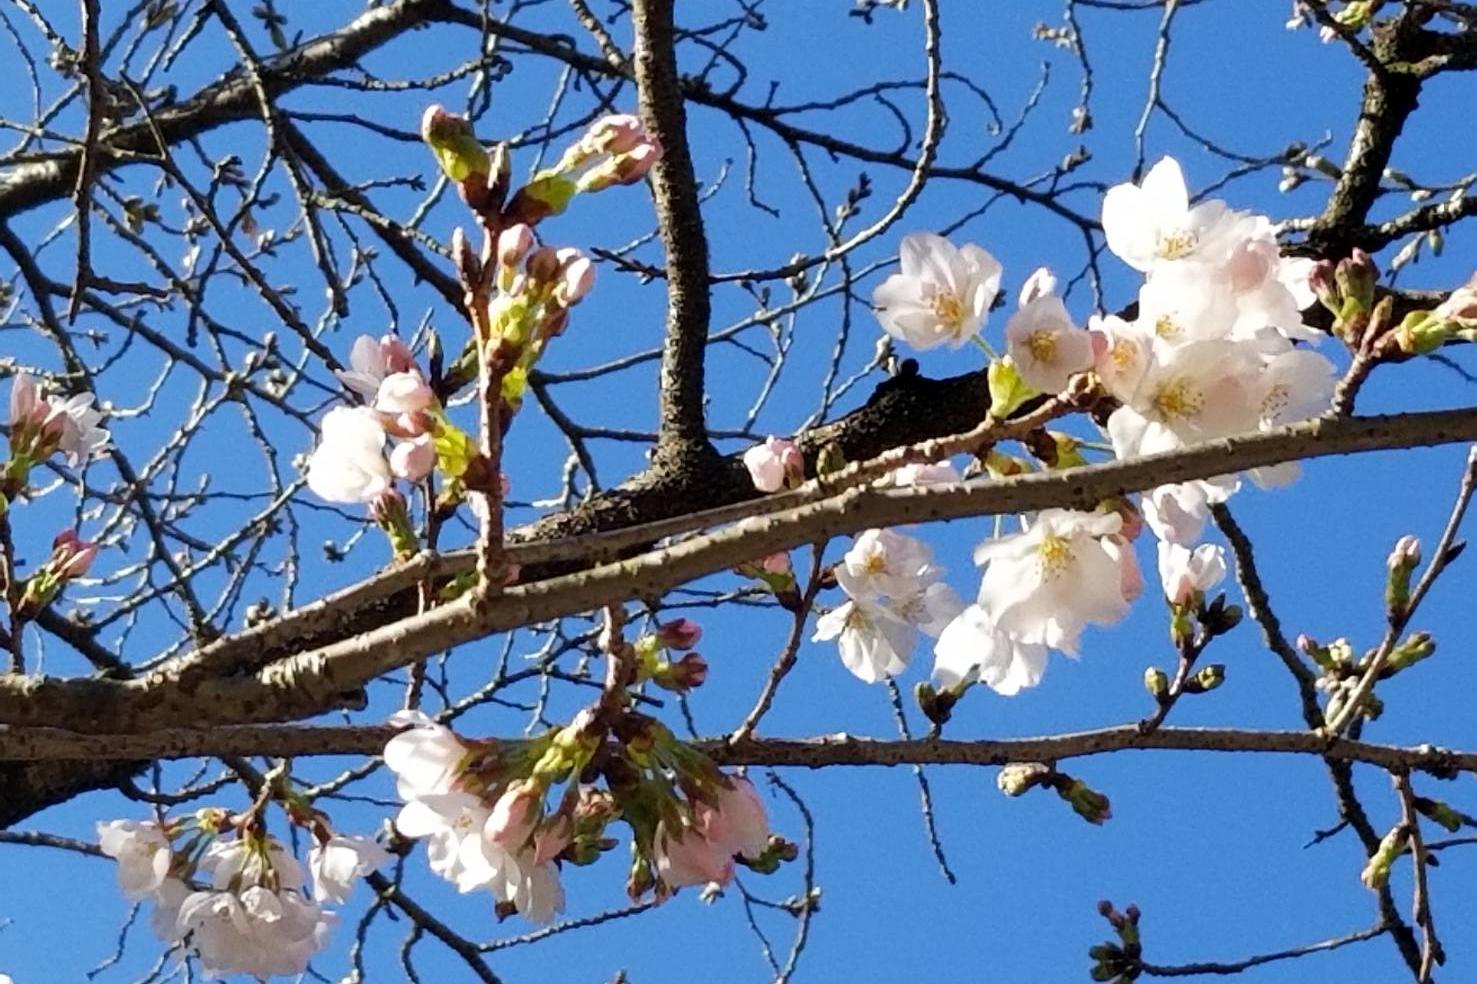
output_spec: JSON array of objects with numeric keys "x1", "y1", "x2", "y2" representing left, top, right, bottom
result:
[
  {"x1": 749, "y1": 157, "x2": 1335, "y2": 693},
  {"x1": 5, "y1": 371, "x2": 110, "y2": 474},
  {"x1": 96, "y1": 814, "x2": 386, "y2": 979},
  {"x1": 381, "y1": 677, "x2": 788, "y2": 915}
]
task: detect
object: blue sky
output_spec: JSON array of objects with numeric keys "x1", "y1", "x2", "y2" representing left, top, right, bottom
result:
[{"x1": 2, "y1": 2, "x2": 1475, "y2": 982}]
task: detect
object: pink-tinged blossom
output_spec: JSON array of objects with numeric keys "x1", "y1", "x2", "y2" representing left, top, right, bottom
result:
[
  {"x1": 390, "y1": 434, "x2": 435, "y2": 482},
  {"x1": 487, "y1": 781, "x2": 543, "y2": 850},
  {"x1": 306, "y1": 406, "x2": 392, "y2": 504},
  {"x1": 336, "y1": 334, "x2": 414, "y2": 400},
  {"x1": 653, "y1": 819, "x2": 735, "y2": 889},
  {"x1": 762, "y1": 551, "x2": 793, "y2": 576},
  {"x1": 1090, "y1": 314, "x2": 1153, "y2": 405},
  {"x1": 974, "y1": 509, "x2": 1131, "y2": 656},
  {"x1": 812, "y1": 597, "x2": 917, "y2": 683},
  {"x1": 96, "y1": 820, "x2": 172, "y2": 900},
  {"x1": 743, "y1": 436, "x2": 804, "y2": 492},
  {"x1": 583, "y1": 114, "x2": 650, "y2": 156},
  {"x1": 933, "y1": 604, "x2": 1050, "y2": 696},
  {"x1": 835, "y1": 528, "x2": 936, "y2": 603},
  {"x1": 1141, "y1": 477, "x2": 1238, "y2": 545},
  {"x1": 395, "y1": 791, "x2": 501, "y2": 893},
  {"x1": 1435, "y1": 274, "x2": 1477, "y2": 327},
  {"x1": 375, "y1": 371, "x2": 435, "y2": 414},
  {"x1": 309, "y1": 835, "x2": 390, "y2": 905},
  {"x1": 872, "y1": 232, "x2": 1002, "y2": 351},
  {"x1": 885, "y1": 460, "x2": 961, "y2": 486},
  {"x1": 1005, "y1": 285, "x2": 1095, "y2": 394},
  {"x1": 1157, "y1": 541, "x2": 1227, "y2": 605},
  {"x1": 708, "y1": 776, "x2": 771, "y2": 859}
]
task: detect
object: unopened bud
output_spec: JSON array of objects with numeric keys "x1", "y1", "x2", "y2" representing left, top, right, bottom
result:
[
  {"x1": 1385, "y1": 534, "x2": 1421, "y2": 616},
  {"x1": 1360, "y1": 823, "x2": 1409, "y2": 891},
  {"x1": 1393, "y1": 310, "x2": 1452, "y2": 357},
  {"x1": 1143, "y1": 667, "x2": 1169, "y2": 701},
  {"x1": 997, "y1": 762, "x2": 1052, "y2": 797},
  {"x1": 1386, "y1": 631, "x2": 1435, "y2": 674},
  {"x1": 1414, "y1": 796, "x2": 1464, "y2": 833},
  {"x1": 1058, "y1": 777, "x2": 1112, "y2": 825},
  {"x1": 1435, "y1": 273, "x2": 1477, "y2": 327},
  {"x1": 1182, "y1": 663, "x2": 1226, "y2": 694},
  {"x1": 655, "y1": 618, "x2": 702, "y2": 651},
  {"x1": 652, "y1": 652, "x2": 708, "y2": 693},
  {"x1": 915, "y1": 680, "x2": 959, "y2": 727}
]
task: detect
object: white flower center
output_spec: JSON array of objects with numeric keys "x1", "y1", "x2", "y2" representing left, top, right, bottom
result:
[
  {"x1": 1152, "y1": 377, "x2": 1204, "y2": 421},
  {"x1": 931, "y1": 292, "x2": 968, "y2": 334},
  {"x1": 1027, "y1": 329, "x2": 1059, "y2": 364},
  {"x1": 1038, "y1": 534, "x2": 1074, "y2": 579},
  {"x1": 1155, "y1": 229, "x2": 1198, "y2": 260}
]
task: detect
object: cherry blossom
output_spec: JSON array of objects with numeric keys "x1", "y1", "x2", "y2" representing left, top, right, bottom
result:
[
  {"x1": 973, "y1": 509, "x2": 1133, "y2": 656},
  {"x1": 743, "y1": 436, "x2": 804, "y2": 492},
  {"x1": 835, "y1": 528, "x2": 936, "y2": 602},
  {"x1": 175, "y1": 884, "x2": 334, "y2": 980},
  {"x1": 306, "y1": 406, "x2": 392, "y2": 503},
  {"x1": 652, "y1": 776, "x2": 770, "y2": 891},
  {"x1": 96, "y1": 819, "x2": 172, "y2": 900},
  {"x1": 309, "y1": 835, "x2": 390, "y2": 904},
  {"x1": 1004, "y1": 277, "x2": 1095, "y2": 393},
  {"x1": 383, "y1": 710, "x2": 469, "y2": 799},
  {"x1": 335, "y1": 334, "x2": 414, "y2": 400},
  {"x1": 884, "y1": 460, "x2": 961, "y2": 486},
  {"x1": 933, "y1": 603, "x2": 1049, "y2": 696},
  {"x1": 813, "y1": 597, "x2": 917, "y2": 683},
  {"x1": 1102, "y1": 157, "x2": 1237, "y2": 273},
  {"x1": 1157, "y1": 541, "x2": 1228, "y2": 606},
  {"x1": 872, "y1": 232, "x2": 1002, "y2": 350},
  {"x1": 1140, "y1": 477, "x2": 1238, "y2": 545}
]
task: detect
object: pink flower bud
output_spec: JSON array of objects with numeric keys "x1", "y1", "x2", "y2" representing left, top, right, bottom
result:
[
  {"x1": 533, "y1": 814, "x2": 573, "y2": 864},
  {"x1": 498, "y1": 224, "x2": 534, "y2": 268},
  {"x1": 51, "y1": 529, "x2": 97, "y2": 579},
  {"x1": 558, "y1": 254, "x2": 596, "y2": 305},
  {"x1": 375, "y1": 372, "x2": 434, "y2": 414},
  {"x1": 656, "y1": 618, "x2": 702, "y2": 651},
  {"x1": 673, "y1": 652, "x2": 708, "y2": 689},
  {"x1": 583, "y1": 114, "x2": 649, "y2": 155},
  {"x1": 390, "y1": 435, "x2": 435, "y2": 481},
  {"x1": 743, "y1": 436, "x2": 804, "y2": 493},
  {"x1": 761, "y1": 551, "x2": 792, "y2": 576},
  {"x1": 526, "y1": 246, "x2": 561, "y2": 283},
  {"x1": 1018, "y1": 266, "x2": 1058, "y2": 307},
  {"x1": 487, "y1": 780, "x2": 543, "y2": 849}
]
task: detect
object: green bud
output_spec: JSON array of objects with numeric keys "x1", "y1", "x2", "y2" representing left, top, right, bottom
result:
[
  {"x1": 1182, "y1": 663, "x2": 1225, "y2": 695},
  {"x1": 1169, "y1": 607, "x2": 1194, "y2": 648},
  {"x1": 1384, "y1": 535, "x2": 1421, "y2": 617},
  {"x1": 915, "y1": 681, "x2": 958, "y2": 727},
  {"x1": 1386, "y1": 631, "x2": 1435, "y2": 675},
  {"x1": 504, "y1": 172, "x2": 580, "y2": 225},
  {"x1": 1143, "y1": 667, "x2": 1169, "y2": 702},
  {"x1": 1414, "y1": 796, "x2": 1464, "y2": 834},
  {"x1": 1394, "y1": 310, "x2": 1452, "y2": 357},
  {"x1": 1360, "y1": 823, "x2": 1409, "y2": 891},
  {"x1": 1058, "y1": 777, "x2": 1112, "y2": 825},
  {"x1": 988, "y1": 357, "x2": 1038, "y2": 420}
]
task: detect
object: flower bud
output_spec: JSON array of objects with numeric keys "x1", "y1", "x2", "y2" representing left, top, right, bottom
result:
[
  {"x1": 51, "y1": 528, "x2": 98, "y2": 579},
  {"x1": 370, "y1": 489, "x2": 417, "y2": 558},
  {"x1": 655, "y1": 618, "x2": 702, "y2": 651},
  {"x1": 1335, "y1": 248, "x2": 1377, "y2": 314},
  {"x1": 420, "y1": 105, "x2": 492, "y2": 209},
  {"x1": 1435, "y1": 273, "x2": 1477, "y2": 327},
  {"x1": 1385, "y1": 534, "x2": 1421, "y2": 616},
  {"x1": 1143, "y1": 667, "x2": 1169, "y2": 701},
  {"x1": 761, "y1": 551, "x2": 792, "y2": 576},
  {"x1": 375, "y1": 372, "x2": 435, "y2": 414},
  {"x1": 915, "y1": 680, "x2": 959, "y2": 727},
  {"x1": 996, "y1": 762, "x2": 1052, "y2": 797},
  {"x1": 1360, "y1": 823, "x2": 1409, "y2": 891},
  {"x1": 504, "y1": 173, "x2": 579, "y2": 226},
  {"x1": 987, "y1": 356, "x2": 1037, "y2": 419},
  {"x1": 1385, "y1": 631, "x2": 1435, "y2": 675},
  {"x1": 652, "y1": 652, "x2": 708, "y2": 693},
  {"x1": 1057, "y1": 777, "x2": 1112, "y2": 825},
  {"x1": 1308, "y1": 259, "x2": 1338, "y2": 312},
  {"x1": 390, "y1": 436, "x2": 435, "y2": 482},
  {"x1": 1182, "y1": 663, "x2": 1225, "y2": 694},
  {"x1": 1414, "y1": 796, "x2": 1463, "y2": 833},
  {"x1": 497, "y1": 224, "x2": 534, "y2": 270}
]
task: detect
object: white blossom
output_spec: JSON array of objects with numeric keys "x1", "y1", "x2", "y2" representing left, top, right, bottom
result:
[
  {"x1": 175, "y1": 885, "x2": 334, "y2": 980},
  {"x1": 974, "y1": 509, "x2": 1132, "y2": 655},
  {"x1": 933, "y1": 604, "x2": 1049, "y2": 696},
  {"x1": 872, "y1": 232, "x2": 1002, "y2": 350},
  {"x1": 742, "y1": 436, "x2": 803, "y2": 492},
  {"x1": 813, "y1": 598, "x2": 917, "y2": 683},
  {"x1": 384, "y1": 710, "x2": 469, "y2": 799},
  {"x1": 306, "y1": 405, "x2": 391, "y2": 503},
  {"x1": 96, "y1": 819, "x2": 172, "y2": 900},
  {"x1": 1005, "y1": 289, "x2": 1095, "y2": 394},
  {"x1": 1102, "y1": 157, "x2": 1239, "y2": 273},
  {"x1": 1157, "y1": 541, "x2": 1227, "y2": 605},
  {"x1": 309, "y1": 835, "x2": 390, "y2": 904},
  {"x1": 1141, "y1": 477, "x2": 1238, "y2": 544},
  {"x1": 835, "y1": 528, "x2": 936, "y2": 602}
]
